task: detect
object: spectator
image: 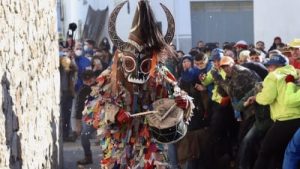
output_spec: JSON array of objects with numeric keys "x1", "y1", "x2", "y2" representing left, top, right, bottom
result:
[
  {"x1": 189, "y1": 47, "x2": 200, "y2": 58},
  {"x1": 255, "y1": 41, "x2": 267, "y2": 55},
  {"x1": 197, "y1": 40, "x2": 206, "y2": 51},
  {"x1": 178, "y1": 54, "x2": 207, "y2": 168},
  {"x1": 249, "y1": 49, "x2": 263, "y2": 63},
  {"x1": 59, "y1": 51, "x2": 77, "y2": 141},
  {"x1": 177, "y1": 50, "x2": 185, "y2": 59},
  {"x1": 268, "y1": 36, "x2": 282, "y2": 52},
  {"x1": 238, "y1": 50, "x2": 251, "y2": 64},
  {"x1": 100, "y1": 49, "x2": 113, "y2": 67},
  {"x1": 279, "y1": 47, "x2": 293, "y2": 65},
  {"x1": 234, "y1": 40, "x2": 248, "y2": 55},
  {"x1": 193, "y1": 51, "x2": 213, "y2": 124},
  {"x1": 84, "y1": 39, "x2": 96, "y2": 58},
  {"x1": 282, "y1": 75, "x2": 300, "y2": 169},
  {"x1": 236, "y1": 49, "x2": 268, "y2": 80},
  {"x1": 179, "y1": 55, "x2": 197, "y2": 90},
  {"x1": 223, "y1": 42, "x2": 234, "y2": 54},
  {"x1": 283, "y1": 129, "x2": 300, "y2": 169},
  {"x1": 175, "y1": 50, "x2": 185, "y2": 78},
  {"x1": 250, "y1": 54, "x2": 300, "y2": 169},
  {"x1": 74, "y1": 43, "x2": 92, "y2": 92},
  {"x1": 76, "y1": 70, "x2": 97, "y2": 165},
  {"x1": 267, "y1": 49, "x2": 283, "y2": 60},
  {"x1": 99, "y1": 37, "x2": 111, "y2": 52},
  {"x1": 242, "y1": 61, "x2": 268, "y2": 81},
  {"x1": 288, "y1": 39, "x2": 300, "y2": 70},
  {"x1": 217, "y1": 56, "x2": 261, "y2": 102},
  {"x1": 91, "y1": 55, "x2": 104, "y2": 77},
  {"x1": 224, "y1": 49, "x2": 236, "y2": 62},
  {"x1": 199, "y1": 49, "x2": 237, "y2": 169},
  {"x1": 234, "y1": 83, "x2": 272, "y2": 169}
]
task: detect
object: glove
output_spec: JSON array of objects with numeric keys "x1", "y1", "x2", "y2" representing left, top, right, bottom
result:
[
  {"x1": 285, "y1": 74, "x2": 295, "y2": 83},
  {"x1": 220, "y1": 96, "x2": 230, "y2": 106},
  {"x1": 175, "y1": 96, "x2": 189, "y2": 110},
  {"x1": 116, "y1": 109, "x2": 130, "y2": 123}
]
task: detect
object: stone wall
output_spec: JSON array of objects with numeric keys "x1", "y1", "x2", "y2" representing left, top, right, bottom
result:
[{"x1": 0, "y1": 0, "x2": 61, "y2": 169}]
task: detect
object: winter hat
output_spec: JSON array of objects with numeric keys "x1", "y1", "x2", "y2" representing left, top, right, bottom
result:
[
  {"x1": 234, "y1": 40, "x2": 248, "y2": 49},
  {"x1": 182, "y1": 54, "x2": 193, "y2": 63},
  {"x1": 210, "y1": 48, "x2": 224, "y2": 61},
  {"x1": 265, "y1": 54, "x2": 287, "y2": 66}
]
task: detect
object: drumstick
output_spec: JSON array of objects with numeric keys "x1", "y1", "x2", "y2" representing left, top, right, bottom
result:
[
  {"x1": 129, "y1": 111, "x2": 159, "y2": 117},
  {"x1": 160, "y1": 103, "x2": 177, "y2": 121}
]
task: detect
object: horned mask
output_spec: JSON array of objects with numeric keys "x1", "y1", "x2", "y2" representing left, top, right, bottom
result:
[{"x1": 108, "y1": 0, "x2": 175, "y2": 84}]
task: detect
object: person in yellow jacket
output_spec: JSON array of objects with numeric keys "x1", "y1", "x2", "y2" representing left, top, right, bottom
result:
[
  {"x1": 283, "y1": 74, "x2": 300, "y2": 107},
  {"x1": 247, "y1": 54, "x2": 300, "y2": 169},
  {"x1": 282, "y1": 74, "x2": 300, "y2": 169},
  {"x1": 199, "y1": 49, "x2": 237, "y2": 169}
]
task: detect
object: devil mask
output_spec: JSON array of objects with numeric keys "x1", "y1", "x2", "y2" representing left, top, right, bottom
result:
[{"x1": 108, "y1": 0, "x2": 175, "y2": 84}]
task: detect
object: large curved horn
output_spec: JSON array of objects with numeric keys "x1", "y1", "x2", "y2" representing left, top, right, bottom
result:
[
  {"x1": 160, "y1": 3, "x2": 175, "y2": 44},
  {"x1": 108, "y1": 1, "x2": 128, "y2": 51}
]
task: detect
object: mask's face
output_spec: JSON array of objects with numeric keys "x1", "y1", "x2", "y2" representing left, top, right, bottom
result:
[{"x1": 120, "y1": 48, "x2": 152, "y2": 84}]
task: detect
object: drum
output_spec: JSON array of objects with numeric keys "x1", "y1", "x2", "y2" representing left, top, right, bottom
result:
[{"x1": 146, "y1": 98, "x2": 187, "y2": 144}]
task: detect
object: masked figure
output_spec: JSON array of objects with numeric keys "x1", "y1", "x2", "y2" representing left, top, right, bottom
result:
[{"x1": 82, "y1": 1, "x2": 194, "y2": 168}]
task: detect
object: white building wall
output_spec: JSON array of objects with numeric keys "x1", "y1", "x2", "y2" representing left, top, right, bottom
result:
[
  {"x1": 60, "y1": 0, "x2": 300, "y2": 53},
  {"x1": 61, "y1": 0, "x2": 111, "y2": 40},
  {"x1": 60, "y1": 0, "x2": 193, "y2": 52},
  {"x1": 254, "y1": 0, "x2": 300, "y2": 49},
  {"x1": 173, "y1": 0, "x2": 192, "y2": 52}
]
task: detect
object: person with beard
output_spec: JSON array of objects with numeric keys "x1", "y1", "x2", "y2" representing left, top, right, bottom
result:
[{"x1": 255, "y1": 41, "x2": 267, "y2": 57}]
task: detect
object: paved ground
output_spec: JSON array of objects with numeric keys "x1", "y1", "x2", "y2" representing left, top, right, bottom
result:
[{"x1": 63, "y1": 139, "x2": 101, "y2": 169}]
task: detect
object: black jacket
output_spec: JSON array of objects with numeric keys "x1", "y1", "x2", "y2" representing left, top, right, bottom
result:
[
  {"x1": 75, "y1": 84, "x2": 92, "y2": 119},
  {"x1": 242, "y1": 62, "x2": 268, "y2": 80}
]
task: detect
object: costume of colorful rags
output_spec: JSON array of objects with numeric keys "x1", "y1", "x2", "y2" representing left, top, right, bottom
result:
[{"x1": 82, "y1": 1, "x2": 194, "y2": 168}]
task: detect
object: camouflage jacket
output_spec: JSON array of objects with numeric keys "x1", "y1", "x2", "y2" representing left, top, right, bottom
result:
[{"x1": 212, "y1": 65, "x2": 261, "y2": 100}]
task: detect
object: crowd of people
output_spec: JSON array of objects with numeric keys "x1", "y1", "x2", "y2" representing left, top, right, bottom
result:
[
  {"x1": 165, "y1": 37, "x2": 300, "y2": 169},
  {"x1": 59, "y1": 37, "x2": 113, "y2": 164},
  {"x1": 59, "y1": 35, "x2": 300, "y2": 169}
]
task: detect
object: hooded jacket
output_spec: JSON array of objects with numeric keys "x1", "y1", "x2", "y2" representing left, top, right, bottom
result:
[{"x1": 256, "y1": 65, "x2": 300, "y2": 121}]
